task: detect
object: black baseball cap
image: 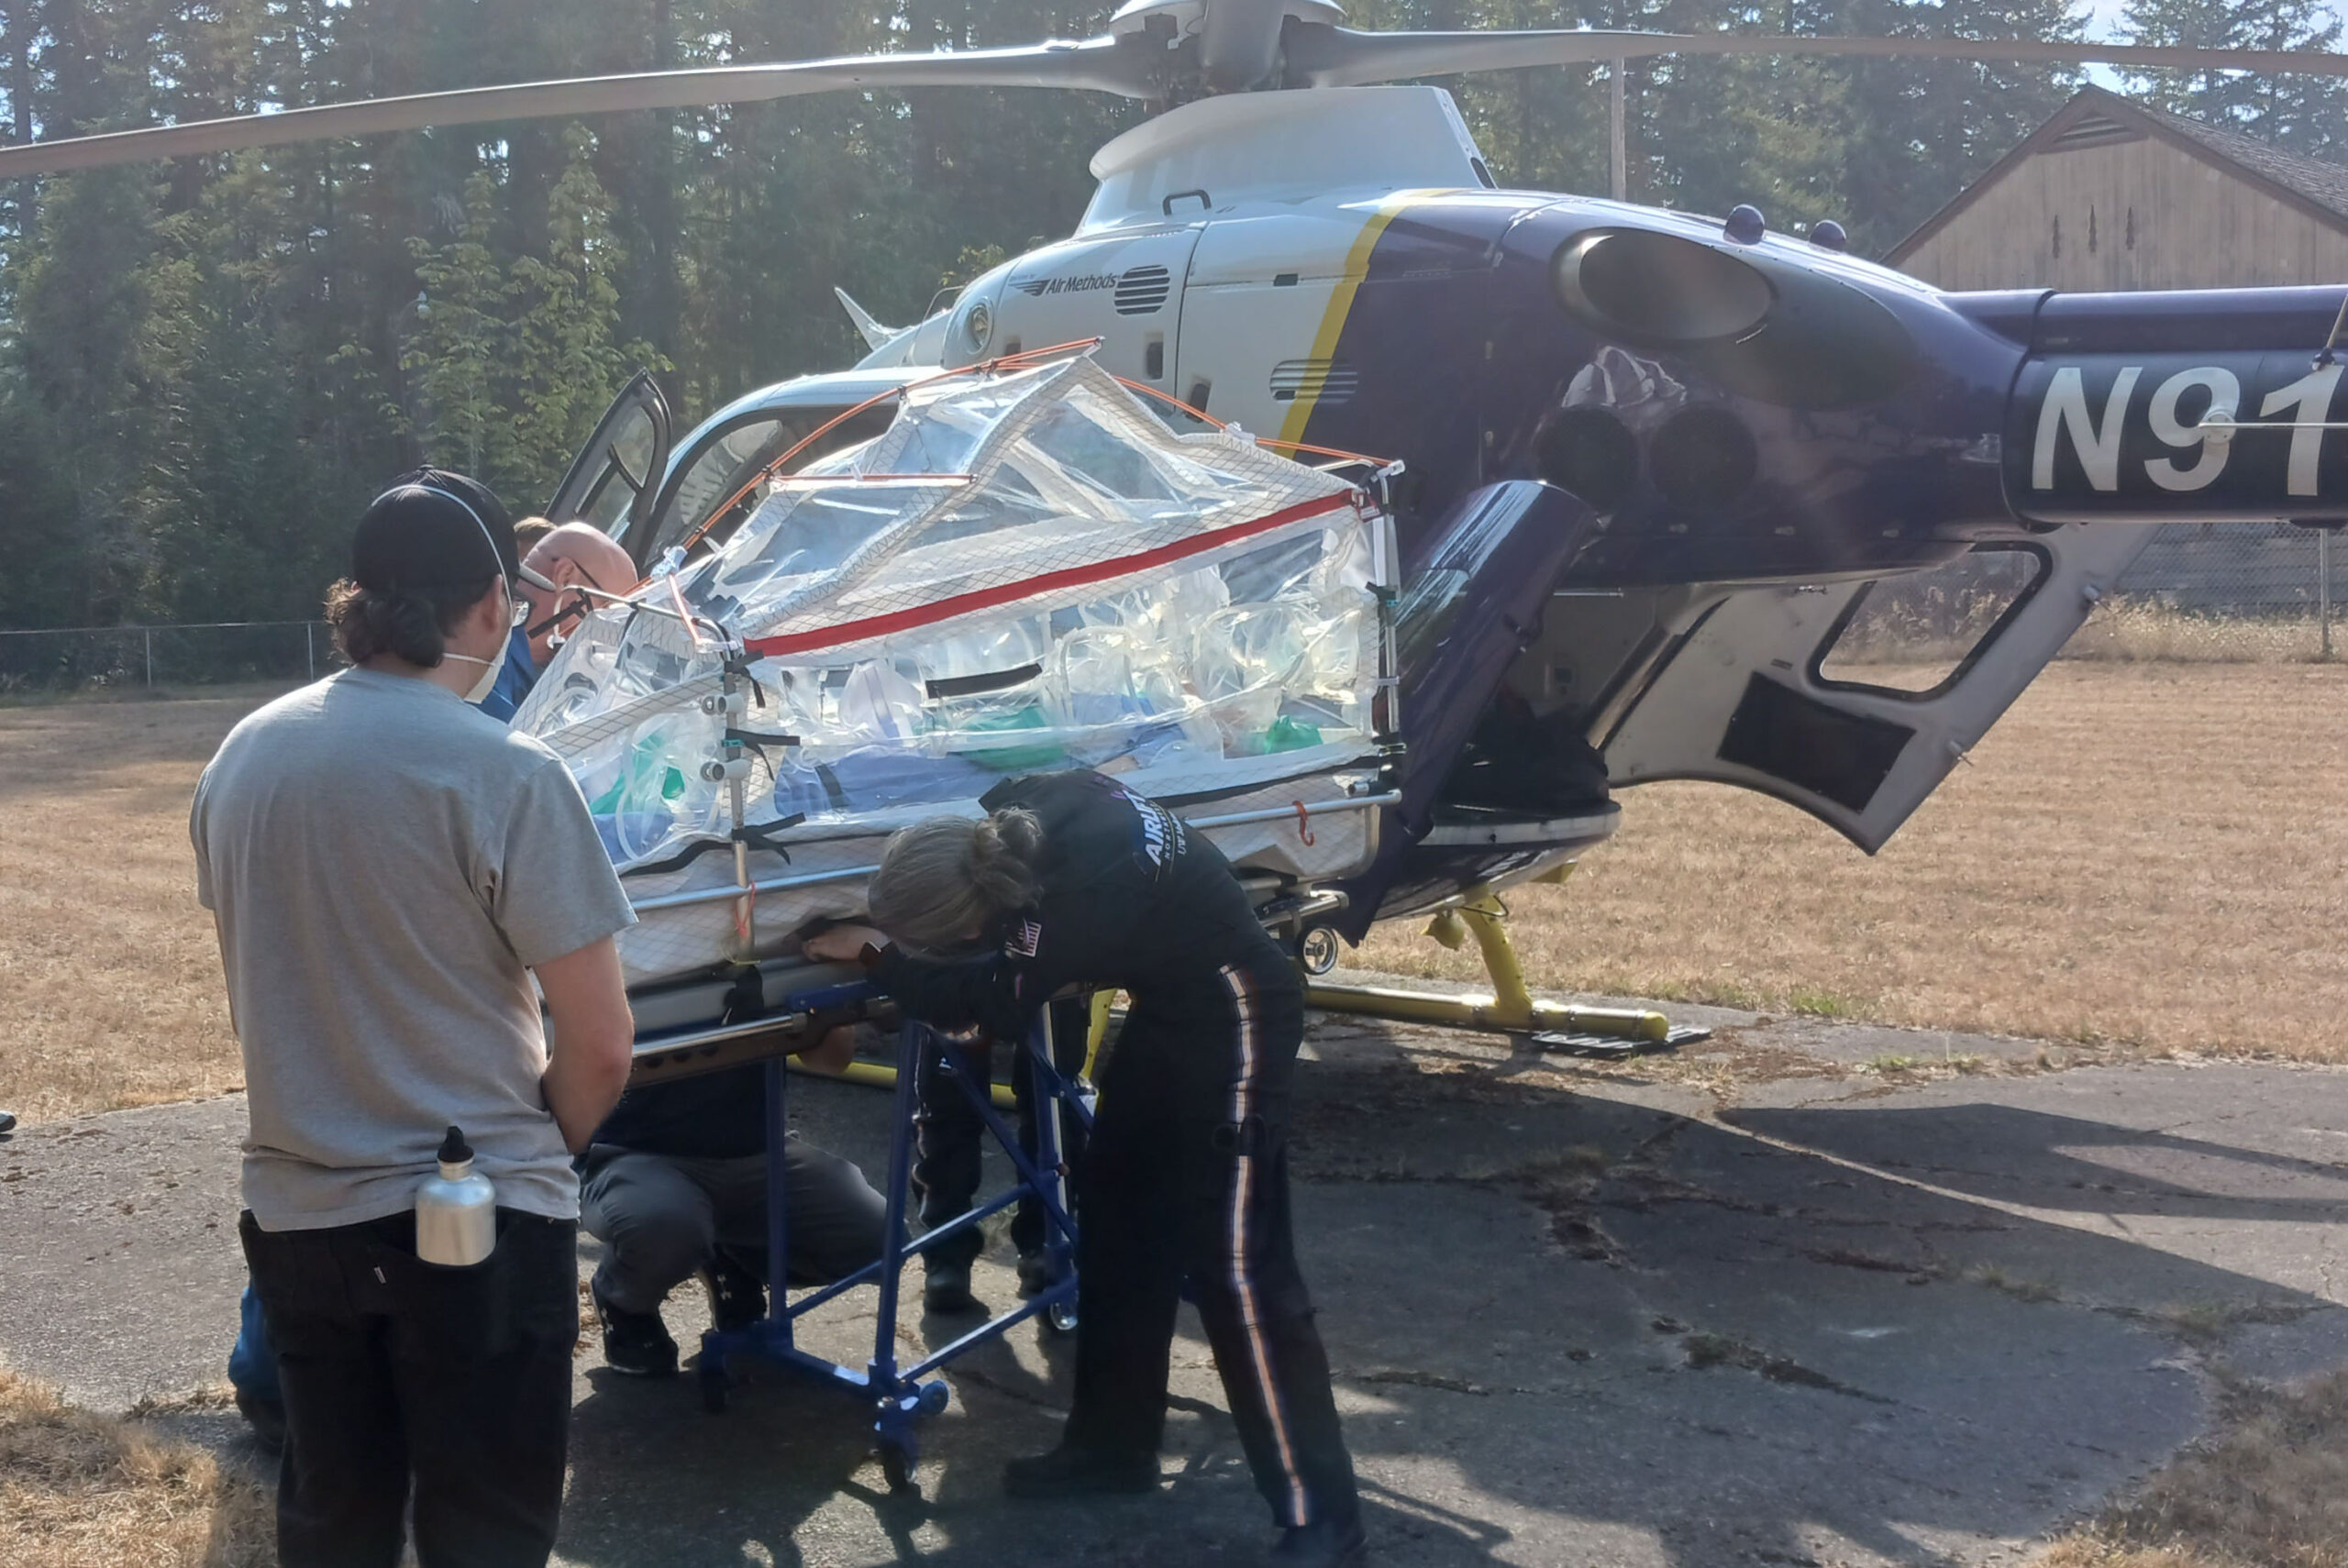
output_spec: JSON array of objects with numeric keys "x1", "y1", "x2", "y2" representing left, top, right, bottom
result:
[{"x1": 351, "y1": 468, "x2": 519, "y2": 591}]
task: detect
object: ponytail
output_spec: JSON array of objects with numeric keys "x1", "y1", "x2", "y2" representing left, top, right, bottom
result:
[{"x1": 325, "y1": 575, "x2": 499, "y2": 668}]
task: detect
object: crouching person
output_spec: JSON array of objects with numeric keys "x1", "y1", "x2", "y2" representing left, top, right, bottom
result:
[
  {"x1": 582, "y1": 1028, "x2": 888, "y2": 1375},
  {"x1": 804, "y1": 769, "x2": 1365, "y2": 1566},
  {"x1": 193, "y1": 470, "x2": 637, "y2": 1568},
  {"x1": 912, "y1": 992, "x2": 1091, "y2": 1316}
]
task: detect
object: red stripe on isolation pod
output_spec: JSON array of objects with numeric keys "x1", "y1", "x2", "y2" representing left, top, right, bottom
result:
[{"x1": 742, "y1": 492, "x2": 1359, "y2": 662}]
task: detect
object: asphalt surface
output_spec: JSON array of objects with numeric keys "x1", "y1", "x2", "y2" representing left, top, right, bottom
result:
[{"x1": 6, "y1": 988, "x2": 2348, "y2": 1567}]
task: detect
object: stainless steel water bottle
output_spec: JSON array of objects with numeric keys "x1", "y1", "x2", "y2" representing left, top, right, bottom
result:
[{"x1": 415, "y1": 1124, "x2": 496, "y2": 1266}]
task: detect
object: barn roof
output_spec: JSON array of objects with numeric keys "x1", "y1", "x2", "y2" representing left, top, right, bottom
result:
[{"x1": 1888, "y1": 85, "x2": 2348, "y2": 265}]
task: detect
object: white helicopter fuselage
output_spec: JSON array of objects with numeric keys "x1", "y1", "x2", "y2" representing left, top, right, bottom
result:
[
  {"x1": 859, "y1": 85, "x2": 1501, "y2": 443},
  {"x1": 608, "y1": 86, "x2": 2151, "y2": 897}
]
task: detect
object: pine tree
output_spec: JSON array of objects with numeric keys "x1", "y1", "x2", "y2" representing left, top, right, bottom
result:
[
  {"x1": 504, "y1": 128, "x2": 659, "y2": 501},
  {"x1": 404, "y1": 170, "x2": 509, "y2": 483},
  {"x1": 2123, "y1": 0, "x2": 2348, "y2": 157}
]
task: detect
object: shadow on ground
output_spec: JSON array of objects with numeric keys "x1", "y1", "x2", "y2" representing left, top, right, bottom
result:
[
  {"x1": 533, "y1": 1033, "x2": 2348, "y2": 1568},
  {"x1": 7, "y1": 1020, "x2": 2346, "y2": 1565}
]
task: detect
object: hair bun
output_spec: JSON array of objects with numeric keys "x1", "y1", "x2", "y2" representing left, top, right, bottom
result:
[{"x1": 968, "y1": 808, "x2": 1043, "y2": 909}]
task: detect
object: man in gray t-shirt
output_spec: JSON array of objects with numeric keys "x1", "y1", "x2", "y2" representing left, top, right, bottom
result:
[{"x1": 193, "y1": 469, "x2": 636, "y2": 1568}]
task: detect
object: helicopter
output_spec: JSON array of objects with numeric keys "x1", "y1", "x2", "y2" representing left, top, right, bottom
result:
[{"x1": 13, "y1": 1, "x2": 2348, "y2": 1027}]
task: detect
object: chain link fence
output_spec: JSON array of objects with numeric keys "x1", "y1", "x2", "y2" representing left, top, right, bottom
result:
[
  {"x1": 1803, "y1": 521, "x2": 2348, "y2": 681},
  {"x1": 0, "y1": 525, "x2": 2335, "y2": 700},
  {"x1": 0, "y1": 621, "x2": 332, "y2": 696},
  {"x1": 2087, "y1": 522, "x2": 2346, "y2": 660}
]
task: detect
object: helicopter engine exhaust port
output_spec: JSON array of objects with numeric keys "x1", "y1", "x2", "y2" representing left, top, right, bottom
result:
[
  {"x1": 1550, "y1": 226, "x2": 1916, "y2": 411},
  {"x1": 1553, "y1": 229, "x2": 1774, "y2": 347},
  {"x1": 1534, "y1": 408, "x2": 1640, "y2": 513}
]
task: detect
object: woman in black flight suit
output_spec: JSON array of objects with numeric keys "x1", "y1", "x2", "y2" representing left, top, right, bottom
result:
[{"x1": 803, "y1": 767, "x2": 1365, "y2": 1566}]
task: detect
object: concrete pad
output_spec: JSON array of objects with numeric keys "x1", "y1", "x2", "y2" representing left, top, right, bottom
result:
[{"x1": 6, "y1": 1001, "x2": 2348, "y2": 1566}]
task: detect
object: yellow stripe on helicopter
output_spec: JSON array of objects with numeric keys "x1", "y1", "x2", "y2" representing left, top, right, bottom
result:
[{"x1": 1274, "y1": 189, "x2": 1438, "y2": 451}]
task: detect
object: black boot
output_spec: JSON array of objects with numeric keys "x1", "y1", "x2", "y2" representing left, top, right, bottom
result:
[
  {"x1": 1002, "y1": 1442, "x2": 1158, "y2": 1499},
  {"x1": 1016, "y1": 1248, "x2": 1059, "y2": 1298},
  {"x1": 701, "y1": 1251, "x2": 764, "y2": 1334},
  {"x1": 1270, "y1": 1518, "x2": 1368, "y2": 1566},
  {"x1": 923, "y1": 1258, "x2": 981, "y2": 1316},
  {"x1": 234, "y1": 1387, "x2": 286, "y2": 1453},
  {"x1": 592, "y1": 1283, "x2": 678, "y2": 1377}
]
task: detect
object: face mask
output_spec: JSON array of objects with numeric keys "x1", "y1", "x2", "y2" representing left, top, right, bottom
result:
[
  {"x1": 445, "y1": 637, "x2": 508, "y2": 704},
  {"x1": 445, "y1": 584, "x2": 519, "y2": 703}
]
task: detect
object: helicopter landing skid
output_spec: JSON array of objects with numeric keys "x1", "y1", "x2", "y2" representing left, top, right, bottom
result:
[{"x1": 1304, "y1": 879, "x2": 1711, "y2": 1056}]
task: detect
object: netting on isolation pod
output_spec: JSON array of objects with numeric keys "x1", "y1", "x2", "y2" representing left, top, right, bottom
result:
[{"x1": 513, "y1": 352, "x2": 1394, "y2": 888}]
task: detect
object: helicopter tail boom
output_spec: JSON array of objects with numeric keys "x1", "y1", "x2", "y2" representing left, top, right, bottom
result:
[{"x1": 1990, "y1": 285, "x2": 2348, "y2": 525}]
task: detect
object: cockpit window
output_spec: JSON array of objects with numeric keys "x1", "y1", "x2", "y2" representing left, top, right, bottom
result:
[{"x1": 644, "y1": 404, "x2": 896, "y2": 569}]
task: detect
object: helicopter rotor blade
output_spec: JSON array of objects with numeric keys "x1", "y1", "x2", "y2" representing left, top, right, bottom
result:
[
  {"x1": 13, "y1": 18, "x2": 2348, "y2": 182},
  {"x1": 0, "y1": 38, "x2": 1154, "y2": 179},
  {"x1": 1287, "y1": 27, "x2": 2348, "y2": 87}
]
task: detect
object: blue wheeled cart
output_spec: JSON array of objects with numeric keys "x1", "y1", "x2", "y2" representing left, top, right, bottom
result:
[{"x1": 694, "y1": 981, "x2": 1095, "y2": 1494}]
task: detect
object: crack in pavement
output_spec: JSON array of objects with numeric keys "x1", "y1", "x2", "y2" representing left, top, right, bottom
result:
[{"x1": 1679, "y1": 1331, "x2": 1899, "y2": 1406}]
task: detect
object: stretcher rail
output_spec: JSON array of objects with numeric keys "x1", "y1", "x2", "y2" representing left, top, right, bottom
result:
[{"x1": 620, "y1": 790, "x2": 1401, "y2": 919}]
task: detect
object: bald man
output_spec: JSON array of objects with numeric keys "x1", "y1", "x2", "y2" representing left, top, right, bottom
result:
[{"x1": 480, "y1": 522, "x2": 637, "y2": 723}]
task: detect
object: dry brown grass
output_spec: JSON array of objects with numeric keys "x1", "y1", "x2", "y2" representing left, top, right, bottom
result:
[
  {"x1": 6, "y1": 661, "x2": 2348, "y2": 1123},
  {"x1": 0, "y1": 1362, "x2": 271, "y2": 1567},
  {"x1": 2033, "y1": 1369, "x2": 2348, "y2": 1568},
  {"x1": 1358, "y1": 661, "x2": 2348, "y2": 1063},
  {"x1": 0, "y1": 693, "x2": 276, "y2": 1121},
  {"x1": 2061, "y1": 599, "x2": 2337, "y2": 665}
]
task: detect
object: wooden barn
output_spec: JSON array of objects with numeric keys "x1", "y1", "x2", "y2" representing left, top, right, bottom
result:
[
  {"x1": 1889, "y1": 84, "x2": 2348, "y2": 292},
  {"x1": 1890, "y1": 86, "x2": 2348, "y2": 619}
]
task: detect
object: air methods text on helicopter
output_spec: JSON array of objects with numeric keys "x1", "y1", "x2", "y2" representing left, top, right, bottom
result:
[{"x1": 2014, "y1": 353, "x2": 2347, "y2": 522}]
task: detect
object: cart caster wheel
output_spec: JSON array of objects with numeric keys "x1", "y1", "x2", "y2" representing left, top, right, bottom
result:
[
  {"x1": 1296, "y1": 923, "x2": 1341, "y2": 977},
  {"x1": 1043, "y1": 1298, "x2": 1080, "y2": 1338},
  {"x1": 914, "y1": 1380, "x2": 950, "y2": 1417},
  {"x1": 699, "y1": 1363, "x2": 729, "y2": 1414},
  {"x1": 880, "y1": 1441, "x2": 916, "y2": 1495}
]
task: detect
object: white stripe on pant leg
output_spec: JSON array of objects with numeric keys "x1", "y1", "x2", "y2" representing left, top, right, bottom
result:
[{"x1": 1222, "y1": 966, "x2": 1311, "y2": 1528}]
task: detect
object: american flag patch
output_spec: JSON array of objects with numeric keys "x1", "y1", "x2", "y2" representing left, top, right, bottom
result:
[{"x1": 1005, "y1": 918, "x2": 1043, "y2": 958}]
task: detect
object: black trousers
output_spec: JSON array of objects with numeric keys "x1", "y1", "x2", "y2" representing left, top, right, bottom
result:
[
  {"x1": 914, "y1": 993, "x2": 1091, "y2": 1270},
  {"x1": 239, "y1": 1208, "x2": 580, "y2": 1568},
  {"x1": 1063, "y1": 961, "x2": 1359, "y2": 1532}
]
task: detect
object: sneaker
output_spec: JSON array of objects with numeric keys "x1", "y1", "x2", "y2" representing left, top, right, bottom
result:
[
  {"x1": 701, "y1": 1252, "x2": 765, "y2": 1334},
  {"x1": 1270, "y1": 1518, "x2": 1368, "y2": 1566},
  {"x1": 233, "y1": 1387, "x2": 285, "y2": 1453},
  {"x1": 0, "y1": 1109, "x2": 16, "y2": 1135},
  {"x1": 592, "y1": 1284, "x2": 679, "y2": 1377},
  {"x1": 922, "y1": 1258, "x2": 981, "y2": 1316},
  {"x1": 1002, "y1": 1442, "x2": 1157, "y2": 1499},
  {"x1": 1015, "y1": 1249, "x2": 1059, "y2": 1298}
]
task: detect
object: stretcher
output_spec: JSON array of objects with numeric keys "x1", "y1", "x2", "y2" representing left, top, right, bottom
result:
[
  {"x1": 509, "y1": 349, "x2": 1404, "y2": 997},
  {"x1": 637, "y1": 977, "x2": 1091, "y2": 1492}
]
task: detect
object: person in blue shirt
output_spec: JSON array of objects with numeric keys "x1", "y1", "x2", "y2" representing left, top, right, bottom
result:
[
  {"x1": 476, "y1": 522, "x2": 635, "y2": 723},
  {"x1": 227, "y1": 514, "x2": 636, "y2": 1449}
]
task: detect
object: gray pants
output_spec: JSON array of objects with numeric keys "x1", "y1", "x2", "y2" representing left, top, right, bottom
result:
[{"x1": 580, "y1": 1141, "x2": 887, "y2": 1316}]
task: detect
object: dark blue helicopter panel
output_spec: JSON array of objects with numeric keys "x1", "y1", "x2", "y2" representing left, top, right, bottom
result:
[{"x1": 1278, "y1": 193, "x2": 2034, "y2": 588}]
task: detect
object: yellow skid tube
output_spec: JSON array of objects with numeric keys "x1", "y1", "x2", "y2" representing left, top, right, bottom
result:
[{"x1": 1306, "y1": 886, "x2": 1669, "y2": 1043}]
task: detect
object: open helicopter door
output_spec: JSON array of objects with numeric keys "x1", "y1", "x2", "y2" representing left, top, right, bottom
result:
[
  {"x1": 545, "y1": 370, "x2": 671, "y2": 564},
  {"x1": 1599, "y1": 525, "x2": 2153, "y2": 851}
]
